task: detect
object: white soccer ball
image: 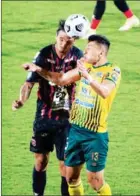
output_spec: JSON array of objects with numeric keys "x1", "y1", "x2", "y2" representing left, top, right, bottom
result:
[{"x1": 64, "y1": 14, "x2": 90, "y2": 38}]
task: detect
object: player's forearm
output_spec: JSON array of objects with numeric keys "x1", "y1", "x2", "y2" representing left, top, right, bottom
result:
[
  {"x1": 35, "y1": 66, "x2": 53, "y2": 81},
  {"x1": 87, "y1": 75, "x2": 110, "y2": 99},
  {"x1": 36, "y1": 67, "x2": 64, "y2": 85},
  {"x1": 36, "y1": 67, "x2": 80, "y2": 86},
  {"x1": 19, "y1": 82, "x2": 34, "y2": 104}
]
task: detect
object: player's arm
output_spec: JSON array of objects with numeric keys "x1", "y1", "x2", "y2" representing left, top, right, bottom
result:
[
  {"x1": 88, "y1": 78, "x2": 115, "y2": 99},
  {"x1": 77, "y1": 60, "x2": 120, "y2": 99},
  {"x1": 12, "y1": 82, "x2": 34, "y2": 111},
  {"x1": 23, "y1": 63, "x2": 80, "y2": 86},
  {"x1": 12, "y1": 50, "x2": 44, "y2": 111},
  {"x1": 38, "y1": 67, "x2": 80, "y2": 86},
  {"x1": 58, "y1": 67, "x2": 81, "y2": 85}
]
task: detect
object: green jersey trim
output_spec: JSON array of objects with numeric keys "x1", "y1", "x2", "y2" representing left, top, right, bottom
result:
[
  {"x1": 93, "y1": 62, "x2": 112, "y2": 69},
  {"x1": 105, "y1": 78, "x2": 116, "y2": 85}
]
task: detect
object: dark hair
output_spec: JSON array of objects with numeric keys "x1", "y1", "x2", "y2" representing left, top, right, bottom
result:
[
  {"x1": 56, "y1": 20, "x2": 66, "y2": 35},
  {"x1": 88, "y1": 34, "x2": 110, "y2": 49}
]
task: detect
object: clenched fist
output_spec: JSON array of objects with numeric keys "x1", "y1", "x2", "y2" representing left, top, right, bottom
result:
[{"x1": 12, "y1": 100, "x2": 23, "y2": 111}]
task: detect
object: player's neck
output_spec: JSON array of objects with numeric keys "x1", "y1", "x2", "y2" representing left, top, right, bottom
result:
[
  {"x1": 93, "y1": 57, "x2": 108, "y2": 67},
  {"x1": 55, "y1": 45, "x2": 67, "y2": 59}
]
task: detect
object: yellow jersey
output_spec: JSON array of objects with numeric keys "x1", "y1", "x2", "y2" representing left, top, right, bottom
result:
[{"x1": 70, "y1": 62, "x2": 121, "y2": 132}]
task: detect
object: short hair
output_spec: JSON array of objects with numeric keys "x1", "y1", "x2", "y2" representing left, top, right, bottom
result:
[
  {"x1": 56, "y1": 20, "x2": 66, "y2": 35},
  {"x1": 88, "y1": 34, "x2": 110, "y2": 50}
]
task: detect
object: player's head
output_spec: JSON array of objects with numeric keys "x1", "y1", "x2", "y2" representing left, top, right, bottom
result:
[
  {"x1": 84, "y1": 34, "x2": 110, "y2": 64},
  {"x1": 56, "y1": 20, "x2": 75, "y2": 53}
]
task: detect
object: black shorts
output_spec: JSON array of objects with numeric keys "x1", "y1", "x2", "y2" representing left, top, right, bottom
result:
[{"x1": 30, "y1": 118, "x2": 70, "y2": 161}]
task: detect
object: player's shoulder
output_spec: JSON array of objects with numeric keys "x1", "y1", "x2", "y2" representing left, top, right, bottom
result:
[
  {"x1": 111, "y1": 64, "x2": 121, "y2": 74},
  {"x1": 39, "y1": 44, "x2": 53, "y2": 56},
  {"x1": 106, "y1": 63, "x2": 121, "y2": 74}
]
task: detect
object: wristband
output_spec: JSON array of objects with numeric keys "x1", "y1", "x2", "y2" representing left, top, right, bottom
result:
[{"x1": 18, "y1": 100, "x2": 24, "y2": 107}]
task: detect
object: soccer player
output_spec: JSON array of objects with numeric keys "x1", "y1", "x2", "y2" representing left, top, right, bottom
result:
[
  {"x1": 86, "y1": 0, "x2": 140, "y2": 36},
  {"x1": 12, "y1": 20, "x2": 83, "y2": 196},
  {"x1": 23, "y1": 34, "x2": 121, "y2": 195}
]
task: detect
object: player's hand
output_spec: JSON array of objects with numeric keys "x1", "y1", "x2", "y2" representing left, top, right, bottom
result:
[
  {"x1": 22, "y1": 63, "x2": 38, "y2": 72},
  {"x1": 12, "y1": 100, "x2": 23, "y2": 111},
  {"x1": 77, "y1": 60, "x2": 89, "y2": 79}
]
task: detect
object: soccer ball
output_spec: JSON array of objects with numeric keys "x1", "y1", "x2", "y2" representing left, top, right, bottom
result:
[{"x1": 64, "y1": 14, "x2": 90, "y2": 38}]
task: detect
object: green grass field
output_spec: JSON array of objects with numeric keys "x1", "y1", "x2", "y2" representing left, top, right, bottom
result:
[{"x1": 2, "y1": 1, "x2": 140, "y2": 195}]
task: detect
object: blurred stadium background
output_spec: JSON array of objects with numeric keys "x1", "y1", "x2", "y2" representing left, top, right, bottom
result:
[{"x1": 2, "y1": 1, "x2": 140, "y2": 195}]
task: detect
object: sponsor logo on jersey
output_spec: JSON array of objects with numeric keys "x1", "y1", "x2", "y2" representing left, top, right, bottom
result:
[
  {"x1": 47, "y1": 58, "x2": 55, "y2": 64},
  {"x1": 75, "y1": 98, "x2": 94, "y2": 108}
]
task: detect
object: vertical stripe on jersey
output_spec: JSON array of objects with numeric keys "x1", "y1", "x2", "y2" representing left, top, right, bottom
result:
[
  {"x1": 84, "y1": 95, "x2": 98, "y2": 129},
  {"x1": 81, "y1": 107, "x2": 87, "y2": 127},
  {"x1": 89, "y1": 95, "x2": 100, "y2": 131},
  {"x1": 70, "y1": 104, "x2": 77, "y2": 121},
  {"x1": 85, "y1": 108, "x2": 93, "y2": 129},
  {"x1": 91, "y1": 96, "x2": 101, "y2": 131},
  {"x1": 94, "y1": 106, "x2": 102, "y2": 132}
]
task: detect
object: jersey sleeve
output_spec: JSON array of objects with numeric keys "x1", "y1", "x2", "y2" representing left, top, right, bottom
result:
[
  {"x1": 32, "y1": 51, "x2": 46, "y2": 68},
  {"x1": 104, "y1": 66, "x2": 121, "y2": 86},
  {"x1": 26, "y1": 71, "x2": 40, "y2": 82},
  {"x1": 26, "y1": 50, "x2": 47, "y2": 82}
]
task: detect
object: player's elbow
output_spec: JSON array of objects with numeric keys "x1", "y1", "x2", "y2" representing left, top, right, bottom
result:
[
  {"x1": 101, "y1": 93, "x2": 108, "y2": 99},
  {"x1": 100, "y1": 89, "x2": 110, "y2": 99},
  {"x1": 24, "y1": 82, "x2": 34, "y2": 89}
]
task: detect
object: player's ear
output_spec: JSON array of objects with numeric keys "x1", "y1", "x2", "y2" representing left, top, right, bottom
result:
[
  {"x1": 102, "y1": 46, "x2": 107, "y2": 56},
  {"x1": 100, "y1": 47, "x2": 105, "y2": 57},
  {"x1": 99, "y1": 51, "x2": 102, "y2": 58}
]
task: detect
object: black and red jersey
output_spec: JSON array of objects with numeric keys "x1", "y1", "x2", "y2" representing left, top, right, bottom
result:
[{"x1": 26, "y1": 44, "x2": 83, "y2": 121}]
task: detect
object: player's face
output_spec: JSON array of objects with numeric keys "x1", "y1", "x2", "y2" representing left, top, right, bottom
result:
[
  {"x1": 84, "y1": 41, "x2": 103, "y2": 64},
  {"x1": 56, "y1": 30, "x2": 75, "y2": 53}
]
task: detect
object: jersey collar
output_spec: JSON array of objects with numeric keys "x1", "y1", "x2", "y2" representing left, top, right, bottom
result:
[{"x1": 93, "y1": 62, "x2": 111, "y2": 68}]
